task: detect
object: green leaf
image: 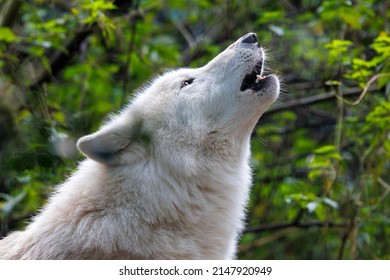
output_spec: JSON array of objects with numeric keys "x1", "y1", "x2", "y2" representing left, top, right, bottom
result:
[
  {"x1": 257, "y1": 10, "x2": 286, "y2": 24},
  {"x1": 325, "y1": 39, "x2": 353, "y2": 50},
  {"x1": 371, "y1": 32, "x2": 390, "y2": 54},
  {"x1": 0, "y1": 27, "x2": 19, "y2": 43},
  {"x1": 314, "y1": 145, "x2": 336, "y2": 154},
  {"x1": 322, "y1": 197, "x2": 339, "y2": 209},
  {"x1": 41, "y1": 56, "x2": 52, "y2": 74},
  {"x1": 0, "y1": 191, "x2": 27, "y2": 217},
  {"x1": 325, "y1": 80, "x2": 341, "y2": 86},
  {"x1": 340, "y1": 9, "x2": 361, "y2": 29},
  {"x1": 314, "y1": 203, "x2": 326, "y2": 220}
]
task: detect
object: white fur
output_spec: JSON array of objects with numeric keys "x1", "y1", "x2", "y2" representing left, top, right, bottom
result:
[{"x1": 0, "y1": 33, "x2": 279, "y2": 259}]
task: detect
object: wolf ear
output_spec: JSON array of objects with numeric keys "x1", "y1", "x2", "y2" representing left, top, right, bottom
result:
[
  {"x1": 77, "y1": 119, "x2": 151, "y2": 165},
  {"x1": 77, "y1": 127, "x2": 130, "y2": 166}
]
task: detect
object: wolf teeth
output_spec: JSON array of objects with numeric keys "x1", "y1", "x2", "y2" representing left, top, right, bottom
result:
[
  {"x1": 256, "y1": 75, "x2": 265, "y2": 81},
  {"x1": 256, "y1": 75, "x2": 264, "y2": 81},
  {"x1": 256, "y1": 74, "x2": 270, "y2": 82}
]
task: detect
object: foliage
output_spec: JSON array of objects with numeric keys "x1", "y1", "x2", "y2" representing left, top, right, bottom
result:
[{"x1": 0, "y1": 0, "x2": 389, "y2": 259}]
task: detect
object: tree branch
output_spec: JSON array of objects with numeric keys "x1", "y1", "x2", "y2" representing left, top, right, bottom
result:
[
  {"x1": 240, "y1": 218, "x2": 347, "y2": 254},
  {"x1": 245, "y1": 220, "x2": 347, "y2": 233},
  {"x1": 0, "y1": 0, "x2": 21, "y2": 27},
  {"x1": 263, "y1": 86, "x2": 376, "y2": 117},
  {"x1": 28, "y1": 27, "x2": 94, "y2": 90},
  {"x1": 239, "y1": 228, "x2": 299, "y2": 254},
  {"x1": 25, "y1": 0, "x2": 135, "y2": 90}
]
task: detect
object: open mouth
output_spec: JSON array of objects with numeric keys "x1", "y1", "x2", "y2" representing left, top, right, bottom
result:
[{"x1": 240, "y1": 60, "x2": 270, "y2": 91}]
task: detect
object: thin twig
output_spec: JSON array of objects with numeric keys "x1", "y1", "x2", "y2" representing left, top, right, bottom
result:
[
  {"x1": 0, "y1": 83, "x2": 11, "y2": 97},
  {"x1": 172, "y1": 20, "x2": 196, "y2": 49},
  {"x1": 338, "y1": 204, "x2": 358, "y2": 259},
  {"x1": 335, "y1": 82, "x2": 343, "y2": 155},
  {"x1": 264, "y1": 73, "x2": 389, "y2": 117},
  {"x1": 374, "y1": 177, "x2": 390, "y2": 210},
  {"x1": 263, "y1": 86, "x2": 374, "y2": 117},
  {"x1": 239, "y1": 228, "x2": 299, "y2": 254},
  {"x1": 336, "y1": 73, "x2": 390, "y2": 106}
]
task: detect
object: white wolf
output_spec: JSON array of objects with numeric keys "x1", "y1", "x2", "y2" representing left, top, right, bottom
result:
[{"x1": 0, "y1": 33, "x2": 279, "y2": 259}]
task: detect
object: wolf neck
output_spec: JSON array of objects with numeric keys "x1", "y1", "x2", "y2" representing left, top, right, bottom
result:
[{"x1": 153, "y1": 125, "x2": 252, "y2": 179}]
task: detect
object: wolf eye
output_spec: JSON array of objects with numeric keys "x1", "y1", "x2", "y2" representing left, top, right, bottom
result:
[{"x1": 180, "y1": 78, "x2": 195, "y2": 89}]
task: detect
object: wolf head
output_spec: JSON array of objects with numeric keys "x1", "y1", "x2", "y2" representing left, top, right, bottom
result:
[{"x1": 77, "y1": 33, "x2": 279, "y2": 172}]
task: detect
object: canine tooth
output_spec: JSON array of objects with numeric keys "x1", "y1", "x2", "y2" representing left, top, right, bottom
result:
[{"x1": 256, "y1": 75, "x2": 264, "y2": 81}]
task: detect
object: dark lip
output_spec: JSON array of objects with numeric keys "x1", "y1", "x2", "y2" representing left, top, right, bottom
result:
[{"x1": 239, "y1": 60, "x2": 264, "y2": 91}]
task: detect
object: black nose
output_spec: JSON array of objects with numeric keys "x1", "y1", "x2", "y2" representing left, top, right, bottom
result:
[{"x1": 242, "y1": 33, "x2": 258, "y2": 44}]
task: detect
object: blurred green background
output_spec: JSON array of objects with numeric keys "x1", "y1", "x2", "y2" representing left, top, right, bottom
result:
[{"x1": 0, "y1": 0, "x2": 389, "y2": 259}]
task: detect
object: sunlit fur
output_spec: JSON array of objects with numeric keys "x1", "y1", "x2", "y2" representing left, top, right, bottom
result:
[{"x1": 0, "y1": 33, "x2": 279, "y2": 259}]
